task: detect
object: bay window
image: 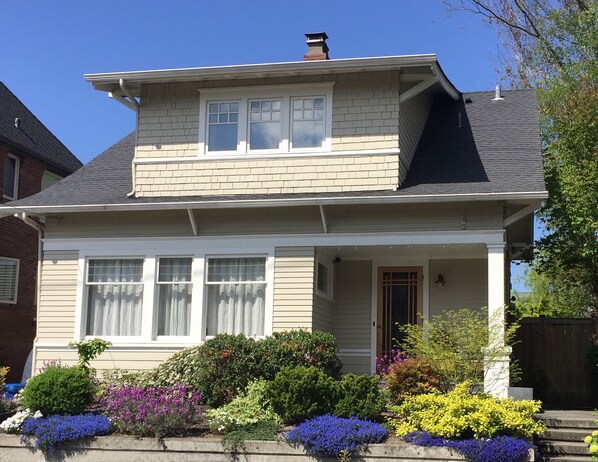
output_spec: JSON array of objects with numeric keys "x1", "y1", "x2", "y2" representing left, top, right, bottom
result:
[
  {"x1": 199, "y1": 83, "x2": 333, "y2": 156},
  {"x1": 86, "y1": 259, "x2": 144, "y2": 336},
  {"x1": 205, "y1": 257, "x2": 266, "y2": 337}
]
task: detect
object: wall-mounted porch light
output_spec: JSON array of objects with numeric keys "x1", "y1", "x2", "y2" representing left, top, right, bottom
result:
[{"x1": 434, "y1": 274, "x2": 446, "y2": 287}]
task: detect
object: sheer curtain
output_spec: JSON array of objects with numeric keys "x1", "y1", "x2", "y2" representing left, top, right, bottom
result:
[
  {"x1": 157, "y1": 258, "x2": 192, "y2": 336},
  {"x1": 206, "y1": 257, "x2": 266, "y2": 337},
  {"x1": 86, "y1": 259, "x2": 143, "y2": 336}
]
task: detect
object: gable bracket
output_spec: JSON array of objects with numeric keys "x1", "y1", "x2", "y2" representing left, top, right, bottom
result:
[
  {"x1": 504, "y1": 204, "x2": 536, "y2": 227},
  {"x1": 319, "y1": 205, "x2": 328, "y2": 234},
  {"x1": 187, "y1": 209, "x2": 198, "y2": 236},
  {"x1": 399, "y1": 78, "x2": 437, "y2": 104}
]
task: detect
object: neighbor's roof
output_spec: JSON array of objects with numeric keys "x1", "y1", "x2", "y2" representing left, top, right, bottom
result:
[
  {"x1": 0, "y1": 82, "x2": 82, "y2": 174},
  {"x1": 3, "y1": 89, "x2": 546, "y2": 215}
]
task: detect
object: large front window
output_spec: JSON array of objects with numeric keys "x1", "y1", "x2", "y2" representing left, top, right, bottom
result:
[
  {"x1": 156, "y1": 257, "x2": 192, "y2": 336},
  {"x1": 86, "y1": 259, "x2": 144, "y2": 336},
  {"x1": 205, "y1": 257, "x2": 266, "y2": 337}
]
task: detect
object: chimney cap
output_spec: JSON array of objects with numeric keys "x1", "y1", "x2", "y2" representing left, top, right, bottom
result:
[{"x1": 305, "y1": 32, "x2": 329, "y2": 42}]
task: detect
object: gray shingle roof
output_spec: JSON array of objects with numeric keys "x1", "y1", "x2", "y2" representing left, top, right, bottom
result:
[
  {"x1": 7, "y1": 89, "x2": 546, "y2": 210},
  {"x1": 0, "y1": 82, "x2": 82, "y2": 174}
]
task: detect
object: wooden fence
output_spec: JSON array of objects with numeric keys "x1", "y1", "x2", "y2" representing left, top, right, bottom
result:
[{"x1": 512, "y1": 317, "x2": 598, "y2": 409}]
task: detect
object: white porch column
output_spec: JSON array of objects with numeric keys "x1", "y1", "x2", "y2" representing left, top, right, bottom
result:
[{"x1": 484, "y1": 243, "x2": 511, "y2": 398}]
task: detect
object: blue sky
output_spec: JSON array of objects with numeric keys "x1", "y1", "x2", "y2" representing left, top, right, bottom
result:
[{"x1": 1, "y1": 0, "x2": 532, "y2": 289}]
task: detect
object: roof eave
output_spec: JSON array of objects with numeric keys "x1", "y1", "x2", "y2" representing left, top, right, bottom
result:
[{"x1": 0, "y1": 191, "x2": 548, "y2": 217}]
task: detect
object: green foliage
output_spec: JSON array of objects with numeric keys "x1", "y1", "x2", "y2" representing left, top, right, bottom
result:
[
  {"x1": 145, "y1": 331, "x2": 342, "y2": 407},
  {"x1": 68, "y1": 338, "x2": 111, "y2": 370},
  {"x1": 20, "y1": 366, "x2": 96, "y2": 415},
  {"x1": 265, "y1": 366, "x2": 338, "y2": 424},
  {"x1": 388, "y1": 382, "x2": 545, "y2": 440},
  {"x1": 400, "y1": 309, "x2": 519, "y2": 391},
  {"x1": 206, "y1": 380, "x2": 281, "y2": 433},
  {"x1": 0, "y1": 366, "x2": 8, "y2": 389},
  {"x1": 221, "y1": 420, "x2": 280, "y2": 454},
  {"x1": 258, "y1": 330, "x2": 343, "y2": 380},
  {"x1": 334, "y1": 374, "x2": 386, "y2": 420},
  {"x1": 384, "y1": 358, "x2": 442, "y2": 405}
]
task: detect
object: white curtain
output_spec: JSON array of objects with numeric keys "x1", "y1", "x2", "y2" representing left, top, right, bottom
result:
[
  {"x1": 157, "y1": 258, "x2": 192, "y2": 336},
  {"x1": 86, "y1": 260, "x2": 143, "y2": 336},
  {"x1": 206, "y1": 258, "x2": 266, "y2": 336}
]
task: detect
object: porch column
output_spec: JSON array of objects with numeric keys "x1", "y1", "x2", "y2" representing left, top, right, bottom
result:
[{"x1": 484, "y1": 243, "x2": 511, "y2": 398}]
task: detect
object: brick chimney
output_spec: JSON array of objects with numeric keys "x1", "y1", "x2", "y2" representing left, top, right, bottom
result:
[{"x1": 304, "y1": 32, "x2": 329, "y2": 61}]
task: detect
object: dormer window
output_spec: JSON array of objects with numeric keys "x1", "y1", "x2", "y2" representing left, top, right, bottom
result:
[{"x1": 198, "y1": 83, "x2": 333, "y2": 156}]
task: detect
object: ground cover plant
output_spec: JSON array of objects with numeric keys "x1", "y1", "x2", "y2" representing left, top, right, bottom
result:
[
  {"x1": 285, "y1": 415, "x2": 386, "y2": 461},
  {"x1": 20, "y1": 414, "x2": 111, "y2": 455},
  {"x1": 405, "y1": 431, "x2": 534, "y2": 462},
  {"x1": 99, "y1": 384, "x2": 202, "y2": 438},
  {"x1": 0, "y1": 409, "x2": 42, "y2": 434},
  {"x1": 206, "y1": 379, "x2": 281, "y2": 433},
  {"x1": 388, "y1": 382, "x2": 545, "y2": 439}
]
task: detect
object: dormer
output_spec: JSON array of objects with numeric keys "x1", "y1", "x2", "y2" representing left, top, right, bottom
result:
[{"x1": 85, "y1": 34, "x2": 459, "y2": 198}]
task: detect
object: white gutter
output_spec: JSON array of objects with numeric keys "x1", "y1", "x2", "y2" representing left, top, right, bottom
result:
[{"x1": 3, "y1": 191, "x2": 549, "y2": 215}]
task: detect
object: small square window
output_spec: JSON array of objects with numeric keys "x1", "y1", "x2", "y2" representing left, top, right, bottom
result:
[
  {"x1": 0, "y1": 257, "x2": 18, "y2": 304},
  {"x1": 316, "y1": 260, "x2": 332, "y2": 298}
]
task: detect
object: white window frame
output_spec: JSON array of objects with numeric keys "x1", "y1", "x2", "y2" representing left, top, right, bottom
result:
[
  {"x1": 203, "y1": 254, "x2": 269, "y2": 339},
  {"x1": 73, "y1": 243, "x2": 274, "y2": 345},
  {"x1": 315, "y1": 257, "x2": 334, "y2": 300},
  {"x1": 3, "y1": 154, "x2": 20, "y2": 200},
  {"x1": 154, "y1": 255, "x2": 195, "y2": 341},
  {"x1": 0, "y1": 257, "x2": 19, "y2": 304},
  {"x1": 198, "y1": 83, "x2": 334, "y2": 158}
]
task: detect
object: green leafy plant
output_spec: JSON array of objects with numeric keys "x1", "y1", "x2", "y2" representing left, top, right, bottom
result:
[
  {"x1": 384, "y1": 358, "x2": 442, "y2": 405},
  {"x1": 20, "y1": 366, "x2": 96, "y2": 415},
  {"x1": 0, "y1": 367, "x2": 8, "y2": 389},
  {"x1": 207, "y1": 380, "x2": 281, "y2": 433},
  {"x1": 68, "y1": 339, "x2": 112, "y2": 371},
  {"x1": 334, "y1": 374, "x2": 386, "y2": 420},
  {"x1": 400, "y1": 309, "x2": 519, "y2": 390},
  {"x1": 388, "y1": 381, "x2": 545, "y2": 440},
  {"x1": 221, "y1": 420, "x2": 280, "y2": 455},
  {"x1": 265, "y1": 366, "x2": 338, "y2": 424}
]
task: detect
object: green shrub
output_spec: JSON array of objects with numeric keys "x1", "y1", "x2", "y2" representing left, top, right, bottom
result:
[
  {"x1": 384, "y1": 358, "x2": 442, "y2": 404},
  {"x1": 20, "y1": 366, "x2": 96, "y2": 415},
  {"x1": 266, "y1": 366, "x2": 339, "y2": 424},
  {"x1": 334, "y1": 374, "x2": 386, "y2": 420},
  {"x1": 400, "y1": 309, "x2": 519, "y2": 390},
  {"x1": 258, "y1": 330, "x2": 343, "y2": 380},
  {"x1": 207, "y1": 380, "x2": 281, "y2": 433},
  {"x1": 388, "y1": 382, "x2": 545, "y2": 439},
  {"x1": 222, "y1": 420, "x2": 280, "y2": 454},
  {"x1": 0, "y1": 366, "x2": 8, "y2": 389},
  {"x1": 146, "y1": 331, "x2": 342, "y2": 407}
]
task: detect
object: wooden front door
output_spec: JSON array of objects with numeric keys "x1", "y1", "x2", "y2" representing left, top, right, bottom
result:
[{"x1": 376, "y1": 267, "x2": 423, "y2": 358}]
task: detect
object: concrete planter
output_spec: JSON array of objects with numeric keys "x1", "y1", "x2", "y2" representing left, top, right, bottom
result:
[{"x1": 0, "y1": 434, "x2": 535, "y2": 462}]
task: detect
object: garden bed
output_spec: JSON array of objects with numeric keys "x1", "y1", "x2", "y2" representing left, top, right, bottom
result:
[{"x1": 0, "y1": 434, "x2": 535, "y2": 461}]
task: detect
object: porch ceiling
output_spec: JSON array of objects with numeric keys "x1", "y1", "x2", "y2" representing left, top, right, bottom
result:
[{"x1": 320, "y1": 243, "x2": 487, "y2": 260}]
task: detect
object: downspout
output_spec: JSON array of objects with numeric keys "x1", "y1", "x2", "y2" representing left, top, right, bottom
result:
[
  {"x1": 15, "y1": 213, "x2": 44, "y2": 379},
  {"x1": 112, "y1": 79, "x2": 140, "y2": 198}
]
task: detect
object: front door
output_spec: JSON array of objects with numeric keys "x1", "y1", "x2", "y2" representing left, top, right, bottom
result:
[{"x1": 376, "y1": 267, "x2": 423, "y2": 358}]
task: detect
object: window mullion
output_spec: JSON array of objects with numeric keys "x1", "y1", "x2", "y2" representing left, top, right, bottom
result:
[{"x1": 238, "y1": 99, "x2": 248, "y2": 153}]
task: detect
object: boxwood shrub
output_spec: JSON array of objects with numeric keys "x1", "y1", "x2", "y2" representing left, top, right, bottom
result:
[
  {"x1": 20, "y1": 366, "x2": 96, "y2": 415},
  {"x1": 334, "y1": 373, "x2": 386, "y2": 420}
]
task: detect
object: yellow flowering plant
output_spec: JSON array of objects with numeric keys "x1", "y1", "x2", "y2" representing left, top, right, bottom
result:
[
  {"x1": 585, "y1": 419, "x2": 598, "y2": 460},
  {"x1": 387, "y1": 381, "x2": 545, "y2": 440}
]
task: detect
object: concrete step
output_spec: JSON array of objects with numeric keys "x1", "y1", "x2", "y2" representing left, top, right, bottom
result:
[
  {"x1": 537, "y1": 411, "x2": 596, "y2": 430},
  {"x1": 538, "y1": 440, "x2": 591, "y2": 456},
  {"x1": 540, "y1": 457, "x2": 592, "y2": 462},
  {"x1": 539, "y1": 428, "x2": 594, "y2": 442}
]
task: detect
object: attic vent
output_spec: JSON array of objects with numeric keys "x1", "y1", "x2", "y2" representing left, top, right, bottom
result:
[
  {"x1": 465, "y1": 97, "x2": 472, "y2": 104},
  {"x1": 304, "y1": 32, "x2": 330, "y2": 61},
  {"x1": 14, "y1": 118, "x2": 20, "y2": 129}
]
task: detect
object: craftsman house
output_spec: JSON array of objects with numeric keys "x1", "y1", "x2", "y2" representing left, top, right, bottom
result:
[
  {"x1": 1, "y1": 34, "x2": 546, "y2": 396},
  {"x1": 0, "y1": 82, "x2": 81, "y2": 382}
]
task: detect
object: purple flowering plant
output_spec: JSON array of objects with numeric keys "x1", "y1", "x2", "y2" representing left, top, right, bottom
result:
[
  {"x1": 98, "y1": 384, "x2": 202, "y2": 438},
  {"x1": 20, "y1": 414, "x2": 111, "y2": 455},
  {"x1": 374, "y1": 349, "x2": 405, "y2": 376},
  {"x1": 285, "y1": 415, "x2": 386, "y2": 459},
  {"x1": 404, "y1": 431, "x2": 535, "y2": 462}
]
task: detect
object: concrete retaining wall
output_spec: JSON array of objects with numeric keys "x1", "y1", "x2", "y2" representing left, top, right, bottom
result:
[{"x1": 0, "y1": 434, "x2": 534, "y2": 462}]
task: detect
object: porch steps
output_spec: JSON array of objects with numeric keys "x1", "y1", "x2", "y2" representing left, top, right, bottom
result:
[{"x1": 536, "y1": 411, "x2": 595, "y2": 461}]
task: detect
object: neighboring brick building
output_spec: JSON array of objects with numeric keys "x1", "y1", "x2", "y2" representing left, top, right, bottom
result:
[{"x1": 0, "y1": 82, "x2": 81, "y2": 382}]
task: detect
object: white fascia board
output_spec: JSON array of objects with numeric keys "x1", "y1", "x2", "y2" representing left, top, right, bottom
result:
[
  {"x1": 84, "y1": 55, "x2": 444, "y2": 96},
  {"x1": 11, "y1": 190, "x2": 549, "y2": 215}
]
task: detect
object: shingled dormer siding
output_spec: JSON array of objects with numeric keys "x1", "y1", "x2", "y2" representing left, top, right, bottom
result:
[{"x1": 133, "y1": 71, "x2": 401, "y2": 197}]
